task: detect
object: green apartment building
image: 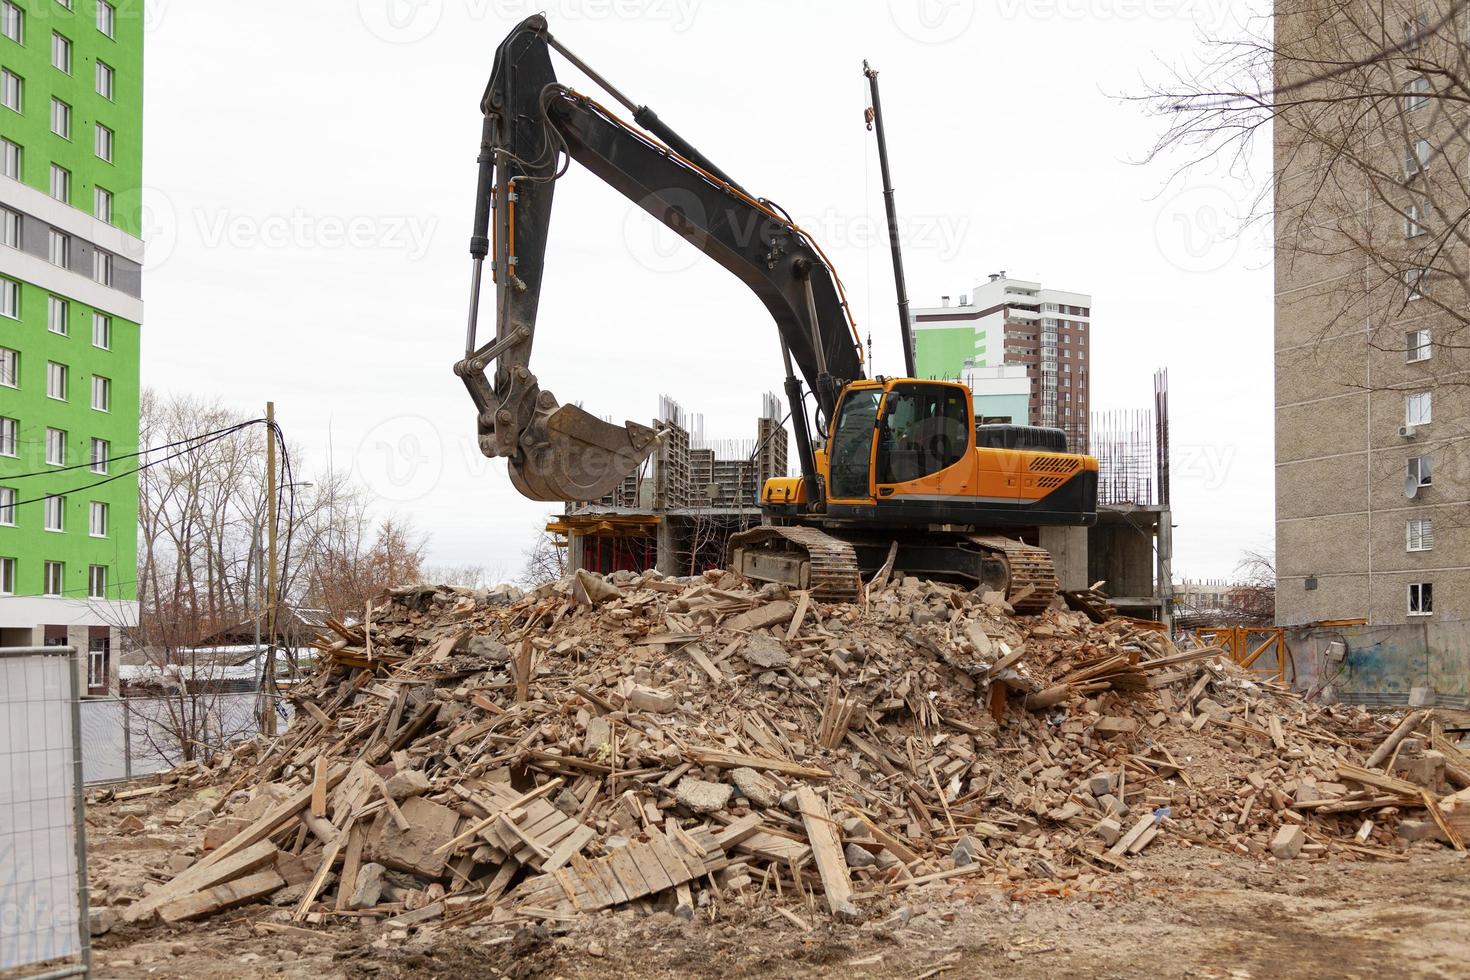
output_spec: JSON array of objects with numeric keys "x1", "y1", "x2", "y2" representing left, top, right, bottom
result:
[{"x1": 0, "y1": 0, "x2": 141, "y2": 693}]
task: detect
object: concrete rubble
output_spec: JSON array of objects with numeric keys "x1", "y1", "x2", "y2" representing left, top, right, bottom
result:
[{"x1": 90, "y1": 568, "x2": 1470, "y2": 934}]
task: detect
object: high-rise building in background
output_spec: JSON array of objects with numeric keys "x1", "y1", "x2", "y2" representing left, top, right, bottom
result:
[
  {"x1": 910, "y1": 273, "x2": 1092, "y2": 451},
  {"x1": 1274, "y1": 1, "x2": 1468, "y2": 625},
  {"x1": 0, "y1": 0, "x2": 142, "y2": 691}
]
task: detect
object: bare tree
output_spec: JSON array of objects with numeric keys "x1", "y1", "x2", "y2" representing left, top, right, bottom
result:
[
  {"x1": 1226, "y1": 549, "x2": 1277, "y2": 625},
  {"x1": 1143, "y1": 1, "x2": 1470, "y2": 355},
  {"x1": 521, "y1": 520, "x2": 569, "y2": 586}
]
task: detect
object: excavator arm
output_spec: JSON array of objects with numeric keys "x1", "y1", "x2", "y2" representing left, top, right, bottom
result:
[{"x1": 456, "y1": 15, "x2": 864, "y2": 502}]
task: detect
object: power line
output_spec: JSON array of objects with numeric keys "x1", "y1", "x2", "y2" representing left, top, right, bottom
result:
[
  {"x1": 0, "y1": 419, "x2": 265, "y2": 480},
  {"x1": 2, "y1": 423, "x2": 260, "y2": 511}
]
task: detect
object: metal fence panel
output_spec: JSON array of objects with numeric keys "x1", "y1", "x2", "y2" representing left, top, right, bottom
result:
[
  {"x1": 79, "y1": 692, "x2": 294, "y2": 785},
  {"x1": 0, "y1": 648, "x2": 89, "y2": 977}
]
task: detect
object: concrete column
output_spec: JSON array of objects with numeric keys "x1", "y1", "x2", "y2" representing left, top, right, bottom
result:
[
  {"x1": 656, "y1": 516, "x2": 680, "y2": 577},
  {"x1": 566, "y1": 531, "x2": 586, "y2": 574},
  {"x1": 1039, "y1": 524, "x2": 1089, "y2": 591}
]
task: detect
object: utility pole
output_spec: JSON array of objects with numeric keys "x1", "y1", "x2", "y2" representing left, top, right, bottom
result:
[
  {"x1": 863, "y1": 61, "x2": 916, "y2": 379},
  {"x1": 263, "y1": 401, "x2": 278, "y2": 738}
]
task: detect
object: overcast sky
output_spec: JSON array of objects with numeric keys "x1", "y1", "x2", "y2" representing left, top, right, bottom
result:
[{"x1": 138, "y1": 0, "x2": 1272, "y2": 582}]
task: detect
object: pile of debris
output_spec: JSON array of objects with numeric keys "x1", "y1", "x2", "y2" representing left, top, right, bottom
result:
[{"x1": 108, "y1": 567, "x2": 1470, "y2": 931}]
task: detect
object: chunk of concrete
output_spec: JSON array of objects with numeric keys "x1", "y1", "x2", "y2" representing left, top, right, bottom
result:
[
  {"x1": 351, "y1": 862, "x2": 387, "y2": 910},
  {"x1": 951, "y1": 835, "x2": 981, "y2": 867},
  {"x1": 675, "y1": 777, "x2": 732, "y2": 814},
  {"x1": 1093, "y1": 817, "x2": 1123, "y2": 846},
  {"x1": 1271, "y1": 825, "x2": 1305, "y2": 860},
  {"x1": 573, "y1": 569, "x2": 623, "y2": 605},
  {"x1": 742, "y1": 635, "x2": 791, "y2": 670},
  {"x1": 627, "y1": 685, "x2": 677, "y2": 714},
  {"x1": 730, "y1": 767, "x2": 780, "y2": 807},
  {"x1": 844, "y1": 843, "x2": 878, "y2": 869},
  {"x1": 384, "y1": 769, "x2": 431, "y2": 801},
  {"x1": 88, "y1": 907, "x2": 117, "y2": 936},
  {"x1": 1087, "y1": 773, "x2": 1117, "y2": 797}
]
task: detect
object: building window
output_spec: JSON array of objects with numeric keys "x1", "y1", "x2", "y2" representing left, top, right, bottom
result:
[
  {"x1": 93, "y1": 249, "x2": 113, "y2": 286},
  {"x1": 1404, "y1": 13, "x2": 1429, "y2": 49},
  {"x1": 45, "y1": 427, "x2": 65, "y2": 465},
  {"x1": 1, "y1": 69, "x2": 21, "y2": 112},
  {"x1": 0, "y1": 277, "x2": 15, "y2": 318},
  {"x1": 51, "y1": 32, "x2": 71, "y2": 73},
  {"x1": 49, "y1": 164, "x2": 68, "y2": 202},
  {"x1": 94, "y1": 186, "x2": 112, "y2": 223},
  {"x1": 48, "y1": 295, "x2": 67, "y2": 334},
  {"x1": 50, "y1": 97, "x2": 70, "y2": 138},
  {"x1": 1409, "y1": 455, "x2": 1432, "y2": 488},
  {"x1": 1405, "y1": 75, "x2": 1430, "y2": 111},
  {"x1": 91, "y1": 312, "x2": 111, "y2": 350},
  {"x1": 1404, "y1": 268, "x2": 1427, "y2": 300},
  {"x1": 1405, "y1": 203, "x2": 1428, "y2": 238},
  {"x1": 97, "y1": 1, "x2": 115, "y2": 37},
  {"x1": 86, "y1": 635, "x2": 108, "y2": 690},
  {"x1": 46, "y1": 362, "x2": 67, "y2": 401},
  {"x1": 43, "y1": 495, "x2": 63, "y2": 532},
  {"x1": 1, "y1": 1, "x2": 20, "y2": 43},
  {"x1": 1408, "y1": 581, "x2": 1433, "y2": 616},
  {"x1": 1405, "y1": 139, "x2": 1432, "y2": 178},
  {"x1": 88, "y1": 500, "x2": 107, "y2": 537},
  {"x1": 91, "y1": 375, "x2": 110, "y2": 411},
  {"x1": 88, "y1": 565, "x2": 106, "y2": 599},
  {"x1": 1407, "y1": 328, "x2": 1431, "y2": 362},
  {"x1": 0, "y1": 204, "x2": 16, "y2": 248},
  {"x1": 0, "y1": 346, "x2": 16, "y2": 387},
  {"x1": 0, "y1": 487, "x2": 13, "y2": 526},
  {"x1": 90, "y1": 438, "x2": 108, "y2": 474},
  {"x1": 1, "y1": 137, "x2": 17, "y2": 178},
  {"x1": 0, "y1": 557, "x2": 13, "y2": 595},
  {"x1": 1407, "y1": 518, "x2": 1434, "y2": 552},
  {"x1": 94, "y1": 123, "x2": 112, "y2": 162},
  {"x1": 0, "y1": 417, "x2": 14, "y2": 456},
  {"x1": 1406, "y1": 391, "x2": 1432, "y2": 426},
  {"x1": 43, "y1": 560, "x2": 63, "y2": 596},
  {"x1": 95, "y1": 60, "x2": 113, "y2": 99},
  {"x1": 48, "y1": 229, "x2": 69, "y2": 267}
]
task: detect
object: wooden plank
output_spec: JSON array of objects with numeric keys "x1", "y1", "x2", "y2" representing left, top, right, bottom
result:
[
  {"x1": 158, "y1": 869, "x2": 285, "y2": 924},
  {"x1": 795, "y1": 785, "x2": 858, "y2": 920},
  {"x1": 335, "y1": 823, "x2": 366, "y2": 912},
  {"x1": 628, "y1": 841, "x2": 675, "y2": 895},
  {"x1": 542, "y1": 825, "x2": 595, "y2": 874},
  {"x1": 293, "y1": 816, "x2": 353, "y2": 921},
  {"x1": 786, "y1": 590, "x2": 811, "y2": 641},
  {"x1": 854, "y1": 813, "x2": 922, "y2": 866},
  {"x1": 606, "y1": 846, "x2": 651, "y2": 901},
  {"x1": 123, "y1": 838, "x2": 281, "y2": 923},
  {"x1": 712, "y1": 814, "x2": 764, "y2": 849},
  {"x1": 687, "y1": 748, "x2": 831, "y2": 780},
  {"x1": 311, "y1": 757, "x2": 329, "y2": 819},
  {"x1": 1107, "y1": 814, "x2": 1154, "y2": 859},
  {"x1": 570, "y1": 854, "x2": 613, "y2": 908},
  {"x1": 1364, "y1": 711, "x2": 1428, "y2": 769}
]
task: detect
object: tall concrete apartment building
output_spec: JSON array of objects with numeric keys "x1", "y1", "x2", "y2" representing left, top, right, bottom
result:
[
  {"x1": 910, "y1": 273, "x2": 1092, "y2": 452},
  {"x1": 0, "y1": 0, "x2": 142, "y2": 691},
  {"x1": 1275, "y1": 1, "x2": 1470, "y2": 626}
]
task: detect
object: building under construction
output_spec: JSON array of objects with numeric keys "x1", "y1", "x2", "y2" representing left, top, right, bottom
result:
[{"x1": 549, "y1": 395, "x2": 788, "y2": 578}]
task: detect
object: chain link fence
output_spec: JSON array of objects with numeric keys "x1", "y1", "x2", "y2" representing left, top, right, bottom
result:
[
  {"x1": 0, "y1": 647, "x2": 90, "y2": 979},
  {"x1": 79, "y1": 692, "x2": 294, "y2": 784}
]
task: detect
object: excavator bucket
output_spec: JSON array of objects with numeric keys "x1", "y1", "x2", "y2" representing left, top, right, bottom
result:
[{"x1": 509, "y1": 403, "x2": 661, "y2": 502}]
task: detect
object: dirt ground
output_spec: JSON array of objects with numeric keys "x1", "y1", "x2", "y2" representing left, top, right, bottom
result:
[{"x1": 88, "y1": 819, "x2": 1470, "y2": 980}]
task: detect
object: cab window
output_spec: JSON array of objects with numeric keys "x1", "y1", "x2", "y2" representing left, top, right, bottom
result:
[
  {"x1": 829, "y1": 390, "x2": 881, "y2": 498},
  {"x1": 876, "y1": 384, "x2": 971, "y2": 484}
]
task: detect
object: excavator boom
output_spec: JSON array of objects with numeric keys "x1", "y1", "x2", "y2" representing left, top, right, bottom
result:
[{"x1": 457, "y1": 16, "x2": 864, "y2": 502}]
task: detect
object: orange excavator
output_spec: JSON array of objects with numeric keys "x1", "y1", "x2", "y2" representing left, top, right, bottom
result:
[{"x1": 454, "y1": 16, "x2": 1097, "y2": 610}]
